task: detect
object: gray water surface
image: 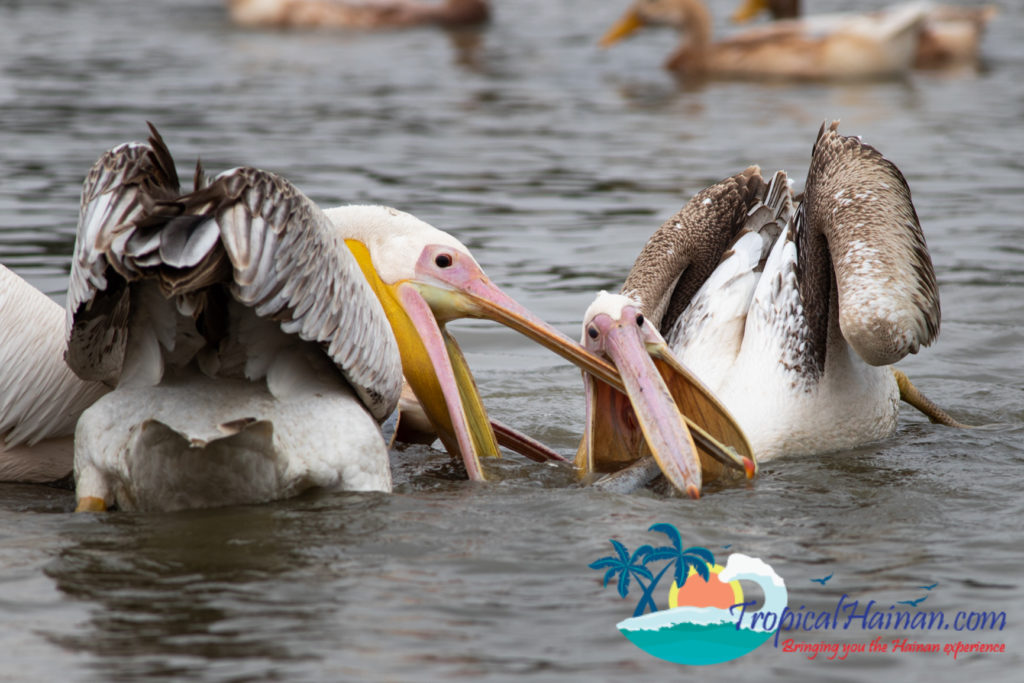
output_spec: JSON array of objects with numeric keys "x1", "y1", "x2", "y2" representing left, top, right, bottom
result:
[{"x1": 1, "y1": 1, "x2": 1022, "y2": 681}]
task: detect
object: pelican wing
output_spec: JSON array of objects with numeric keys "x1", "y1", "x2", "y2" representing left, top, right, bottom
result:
[
  {"x1": 666, "y1": 170, "x2": 795, "y2": 384},
  {"x1": 805, "y1": 120, "x2": 939, "y2": 366},
  {"x1": 622, "y1": 166, "x2": 768, "y2": 334},
  {"x1": 66, "y1": 126, "x2": 402, "y2": 421},
  {"x1": 66, "y1": 126, "x2": 182, "y2": 383},
  {"x1": 168, "y1": 166, "x2": 403, "y2": 420}
]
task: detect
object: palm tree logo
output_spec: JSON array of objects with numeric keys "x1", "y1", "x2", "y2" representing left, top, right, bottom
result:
[
  {"x1": 589, "y1": 523, "x2": 715, "y2": 617},
  {"x1": 588, "y1": 523, "x2": 788, "y2": 666}
]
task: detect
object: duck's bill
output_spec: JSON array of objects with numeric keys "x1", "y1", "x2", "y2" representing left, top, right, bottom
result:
[
  {"x1": 599, "y1": 8, "x2": 644, "y2": 48},
  {"x1": 731, "y1": 0, "x2": 769, "y2": 23},
  {"x1": 580, "y1": 322, "x2": 703, "y2": 498}
]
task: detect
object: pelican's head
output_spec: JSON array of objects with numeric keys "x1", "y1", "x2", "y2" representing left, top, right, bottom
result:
[
  {"x1": 330, "y1": 206, "x2": 623, "y2": 481},
  {"x1": 577, "y1": 292, "x2": 756, "y2": 497}
]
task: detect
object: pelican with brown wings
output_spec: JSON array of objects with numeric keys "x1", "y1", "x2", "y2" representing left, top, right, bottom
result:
[{"x1": 578, "y1": 121, "x2": 964, "y2": 488}]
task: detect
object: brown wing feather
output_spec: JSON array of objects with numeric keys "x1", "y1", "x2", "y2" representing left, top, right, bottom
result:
[
  {"x1": 160, "y1": 166, "x2": 403, "y2": 420},
  {"x1": 804, "y1": 120, "x2": 939, "y2": 366},
  {"x1": 66, "y1": 124, "x2": 182, "y2": 382},
  {"x1": 621, "y1": 166, "x2": 767, "y2": 334}
]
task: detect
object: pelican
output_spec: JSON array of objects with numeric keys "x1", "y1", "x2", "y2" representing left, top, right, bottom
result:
[
  {"x1": 579, "y1": 121, "x2": 963, "y2": 476},
  {"x1": 226, "y1": 0, "x2": 489, "y2": 30},
  {"x1": 731, "y1": 0, "x2": 997, "y2": 70},
  {"x1": 1, "y1": 124, "x2": 746, "y2": 510},
  {"x1": 599, "y1": 0, "x2": 928, "y2": 80}
]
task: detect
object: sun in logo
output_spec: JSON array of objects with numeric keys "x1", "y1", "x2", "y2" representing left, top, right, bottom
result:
[{"x1": 667, "y1": 563, "x2": 744, "y2": 610}]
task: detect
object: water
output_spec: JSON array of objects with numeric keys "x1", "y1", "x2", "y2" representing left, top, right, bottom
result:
[{"x1": 1, "y1": 0, "x2": 1022, "y2": 680}]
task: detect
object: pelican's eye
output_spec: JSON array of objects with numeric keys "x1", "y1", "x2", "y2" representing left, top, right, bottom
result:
[
  {"x1": 635, "y1": 314, "x2": 644, "y2": 327},
  {"x1": 435, "y1": 253, "x2": 453, "y2": 268},
  {"x1": 587, "y1": 326, "x2": 599, "y2": 340}
]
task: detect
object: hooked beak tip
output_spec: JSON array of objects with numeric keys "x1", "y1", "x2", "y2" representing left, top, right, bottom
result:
[
  {"x1": 743, "y1": 457, "x2": 756, "y2": 480},
  {"x1": 686, "y1": 484, "x2": 701, "y2": 500}
]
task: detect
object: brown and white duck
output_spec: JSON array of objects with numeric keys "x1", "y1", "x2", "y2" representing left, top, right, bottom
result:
[
  {"x1": 227, "y1": 0, "x2": 489, "y2": 30},
  {"x1": 600, "y1": 0, "x2": 929, "y2": 80},
  {"x1": 731, "y1": 0, "x2": 997, "y2": 69}
]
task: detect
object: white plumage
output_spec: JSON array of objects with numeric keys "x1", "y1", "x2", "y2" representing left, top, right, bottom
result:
[
  {"x1": 668, "y1": 175, "x2": 900, "y2": 459},
  {"x1": 0, "y1": 265, "x2": 108, "y2": 481}
]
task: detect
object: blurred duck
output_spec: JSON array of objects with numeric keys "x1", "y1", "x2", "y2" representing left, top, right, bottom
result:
[
  {"x1": 578, "y1": 121, "x2": 964, "y2": 479},
  {"x1": 600, "y1": 0, "x2": 929, "y2": 80},
  {"x1": 227, "y1": 0, "x2": 489, "y2": 29},
  {"x1": 732, "y1": 0, "x2": 997, "y2": 69}
]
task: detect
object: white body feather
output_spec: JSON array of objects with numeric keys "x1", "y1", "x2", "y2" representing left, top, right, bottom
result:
[
  {"x1": 0, "y1": 265, "x2": 109, "y2": 481},
  {"x1": 669, "y1": 221, "x2": 898, "y2": 460},
  {"x1": 74, "y1": 356, "x2": 390, "y2": 513}
]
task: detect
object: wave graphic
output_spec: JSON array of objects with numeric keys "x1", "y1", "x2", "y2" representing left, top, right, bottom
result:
[{"x1": 616, "y1": 553, "x2": 788, "y2": 665}]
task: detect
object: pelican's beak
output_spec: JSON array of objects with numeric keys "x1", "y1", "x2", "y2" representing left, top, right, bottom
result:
[
  {"x1": 600, "y1": 7, "x2": 645, "y2": 48},
  {"x1": 578, "y1": 305, "x2": 702, "y2": 497},
  {"x1": 647, "y1": 341, "x2": 756, "y2": 480},
  {"x1": 408, "y1": 246, "x2": 755, "y2": 490},
  {"x1": 577, "y1": 295, "x2": 756, "y2": 497},
  {"x1": 406, "y1": 244, "x2": 628, "y2": 400},
  {"x1": 731, "y1": 0, "x2": 769, "y2": 23},
  {"x1": 346, "y1": 239, "x2": 498, "y2": 481}
]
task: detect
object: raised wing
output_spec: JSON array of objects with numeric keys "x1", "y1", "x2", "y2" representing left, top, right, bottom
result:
[
  {"x1": 176, "y1": 165, "x2": 403, "y2": 419},
  {"x1": 666, "y1": 170, "x2": 796, "y2": 385},
  {"x1": 804, "y1": 120, "x2": 939, "y2": 366},
  {"x1": 66, "y1": 124, "x2": 182, "y2": 383},
  {"x1": 621, "y1": 165, "x2": 769, "y2": 334},
  {"x1": 66, "y1": 125, "x2": 402, "y2": 420}
]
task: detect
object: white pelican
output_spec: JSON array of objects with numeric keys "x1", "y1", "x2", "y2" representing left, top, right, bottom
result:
[
  {"x1": 579, "y1": 121, "x2": 964, "y2": 480},
  {"x1": 2, "y1": 124, "x2": 745, "y2": 510},
  {"x1": 226, "y1": 0, "x2": 489, "y2": 30},
  {"x1": 731, "y1": 0, "x2": 997, "y2": 70},
  {"x1": 599, "y1": 0, "x2": 928, "y2": 80}
]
